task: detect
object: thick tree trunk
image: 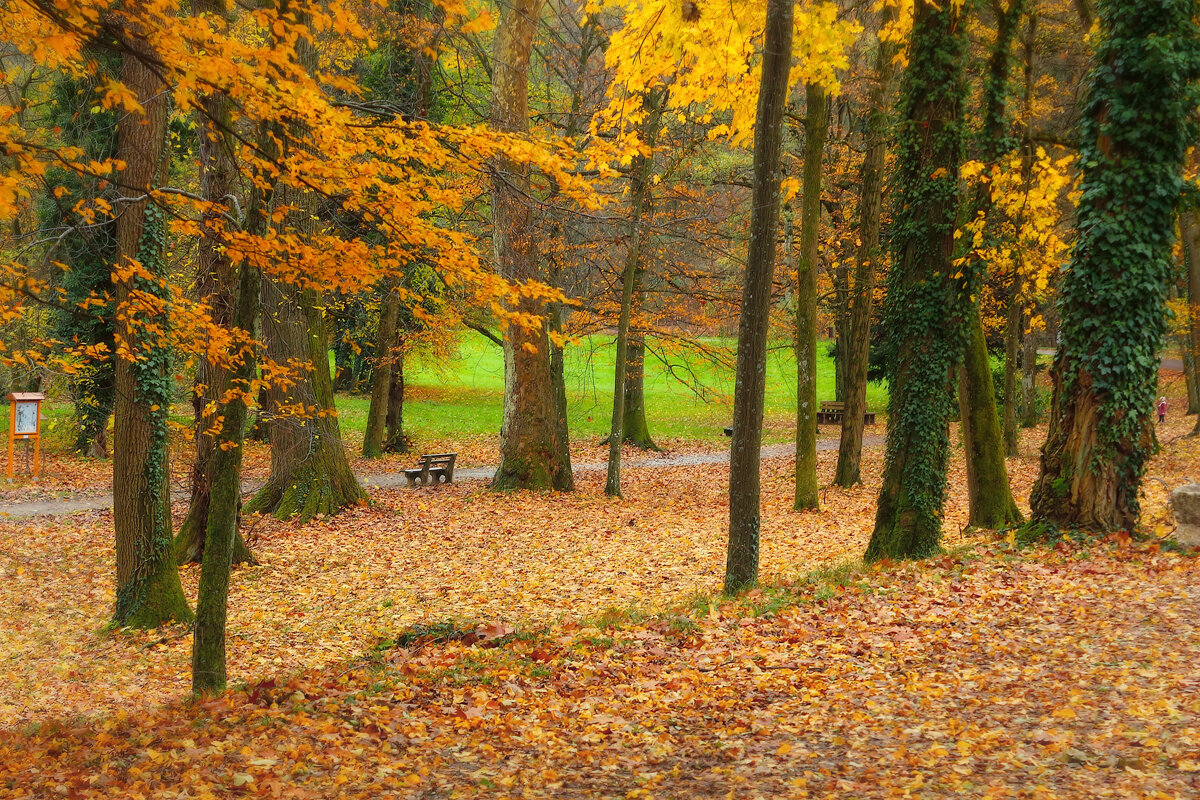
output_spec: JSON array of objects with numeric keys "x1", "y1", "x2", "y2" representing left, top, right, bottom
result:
[
  {"x1": 726, "y1": 0, "x2": 793, "y2": 593},
  {"x1": 835, "y1": 11, "x2": 894, "y2": 488},
  {"x1": 794, "y1": 83, "x2": 826, "y2": 511},
  {"x1": 111, "y1": 32, "x2": 191, "y2": 628},
  {"x1": 363, "y1": 287, "x2": 401, "y2": 458},
  {"x1": 865, "y1": 0, "x2": 967, "y2": 562},
  {"x1": 606, "y1": 89, "x2": 661, "y2": 497},
  {"x1": 245, "y1": 281, "x2": 367, "y2": 520},
  {"x1": 1031, "y1": 0, "x2": 1196, "y2": 530},
  {"x1": 490, "y1": 0, "x2": 573, "y2": 492},
  {"x1": 622, "y1": 334, "x2": 658, "y2": 450},
  {"x1": 959, "y1": 309, "x2": 1023, "y2": 526}
]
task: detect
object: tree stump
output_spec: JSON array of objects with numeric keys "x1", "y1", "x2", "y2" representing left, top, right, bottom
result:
[{"x1": 1172, "y1": 484, "x2": 1200, "y2": 547}]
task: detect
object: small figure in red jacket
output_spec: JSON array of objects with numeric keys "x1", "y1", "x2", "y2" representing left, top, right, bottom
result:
[{"x1": 1157, "y1": 396, "x2": 1168, "y2": 423}]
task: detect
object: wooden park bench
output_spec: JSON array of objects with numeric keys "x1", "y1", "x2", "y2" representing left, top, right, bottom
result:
[
  {"x1": 816, "y1": 401, "x2": 876, "y2": 426},
  {"x1": 403, "y1": 453, "x2": 457, "y2": 486}
]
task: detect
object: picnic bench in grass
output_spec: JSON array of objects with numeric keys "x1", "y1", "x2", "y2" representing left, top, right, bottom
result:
[
  {"x1": 404, "y1": 453, "x2": 457, "y2": 486},
  {"x1": 815, "y1": 401, "x2": 876, "y2": 426}
]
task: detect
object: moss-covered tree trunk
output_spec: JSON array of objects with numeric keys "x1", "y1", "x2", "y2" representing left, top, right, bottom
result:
[
  {"x1": 363, "y1": 286, "x2": 400, "y2": 458},
  {"x1": 490, "y1": 0, "x2": 573, "y2": 492},
  {"x1": 955, "y1": 0, "x2": 1023, "y2": 529},
  {"x1": 111, "y1": 30, "x2": 191, "y2": 628},
  {"x1": 835, "y1": 10, "x2": 894, "y2": 488},
  {"x1": 622, "y1": 334, "x2": 658, "y2": 450},
  {"x1": 865, "y1": 0, "x2": 968, "y2": 563},
  {"x1": 176, "y1": 0, "x2": 254, "y2": 567},
  {"x1": 726, "y1": 0, "x2": 793, "y2": 593},
  {"x1": 794, "y1": 83, "x2": 826, "y2": 511},
  {"x1": 1031, "y1": 0, "x2": 1200, "y2": 530}
]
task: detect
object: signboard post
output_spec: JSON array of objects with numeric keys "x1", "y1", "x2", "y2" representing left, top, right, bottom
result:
[{"x1": 7, "y1": 392, "x2": 44, "y2": 478}]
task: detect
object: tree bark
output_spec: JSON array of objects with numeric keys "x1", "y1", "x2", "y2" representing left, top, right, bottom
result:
[
  {"x1": 606, "y1": 89, "x2": 662, "y2": 497},
  {"x1": 865, "y1": 0, "x2": 967, "y2": 562},
  {"x1": 726, "y1": 0, "x2": 794, "y2": 593},
  {"x1": 835, "y1": 12, "x2": 895, "y2": 488},
  {"x1": 1002, "y1": 274, "x2": 1022, "y2": 457},
  {"x1": 794, "y1": 83, "x2": 826, "y2": 511},
  {"x1": 111, "y1": 28, "x2": 192, "y2": 628},
  {"x1": 1031, "y1": 0, "x2": 1197, "y2": 530},
  {"x1": 384, "y1": 346, "x2": 408, "y2": 452},
  {"x1": 622, "y1": 334, "x2": 658, "y2": 450},
  {"x1": 363, "y1": 286, "x2": 401, "y2": 458},
  {"x1": 176, "y1": 0, "x2": 254, "y2": 567},
  {"x1": 1181, "y1": 210, "x2": 1200, "y2": 435},
  {"x1": 490, "y1": 0, "x2": 573, "y2": 492},
  {"x1": 955, "y1": 0, "x2": 1023, "y2": 529},
  {"x1": 1020, "y1": 320, "x2": 1040, "y2": 427}
]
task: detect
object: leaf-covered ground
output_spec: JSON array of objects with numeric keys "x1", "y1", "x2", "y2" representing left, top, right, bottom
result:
[
  {"x1": 0, "y1": 422, "x2": 1196, "y2": 798},
  {"x1": 2, "y1": 538, "x2": 1197, "y2": 798}
]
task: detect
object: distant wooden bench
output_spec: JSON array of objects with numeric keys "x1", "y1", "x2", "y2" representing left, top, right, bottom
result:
[
  {"x1": 816, "y1": 401, "x2": 876, "y2": 426},
  {"x1": 404, "y1": 453, "x2": 457, "y2": 486}
]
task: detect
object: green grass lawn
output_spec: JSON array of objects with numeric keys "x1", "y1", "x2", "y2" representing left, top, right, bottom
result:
[{"x1": 337, "y1": 332, "x2": 889, "y2": 445}]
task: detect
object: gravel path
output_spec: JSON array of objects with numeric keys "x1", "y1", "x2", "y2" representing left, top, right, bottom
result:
[{"x1": 0, "y1": 434, "x2": 884, "y2": 520}]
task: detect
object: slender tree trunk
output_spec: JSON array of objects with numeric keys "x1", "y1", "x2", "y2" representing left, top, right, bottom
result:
[
  {"x1": 1020, "y1": 320, "x2": 1040, "y2": 427},
  {"x1": 111, "y1": 29, "x2": 191, "y2": 627},
  {"x1": 833, "y1": 266, "x2": 849, "y2": 403},
  {"x1": 1031, "y1": 0, "x2": 1197, "y2": 530},
  {"x1": 363, "y1": 286, "x2": 400, "y2": 458},
  {"x1": 835, "y1": 11, "x2": 895, "y2": 488},
  {"x1": 959, "y1": 309, "x2": 1023, "y2": 526},
  {"x1": 606, "y1": 90, "x2": 662, "y2": 497},
  {"x1": 794, "y1": 83, "x2": 826, "y2": 511},
  {"x1": 384, "y1": 346, "x2": 408, "y2": 452},
  {"x1": 176, "y1": 0, "x2": 254, "y2": 566},
  {"x1": 1181, "y1": 210, "x2": 1200, "y2": 435},
  {"x1": 865, "y1": 0, "x2": 968, "y2": 562},
  {"x1": 490, "y1": 0, "x2": 573, "y2": 492},
  {"x1": 956, "y1": 0, "x2": 1023, "y2": 528},
  {"x1": 1002, "y1": 277, "x2": 1022, "y2": 456},
  {"x1": 726, "y1": 0, "x2": 794, "y2": 593},
  {"x1": 622, "y1": 334, "x2": 658, "y2": 450}
]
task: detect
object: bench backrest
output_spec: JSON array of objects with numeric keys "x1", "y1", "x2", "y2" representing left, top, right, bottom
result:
[{"x1": 420, "y1": 453, "x2": 457, "y2": 467}]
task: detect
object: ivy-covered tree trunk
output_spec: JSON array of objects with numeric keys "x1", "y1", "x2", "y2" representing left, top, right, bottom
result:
[
  {"x1": 111, "y1": 33, "x2": 191, "y2": 628},
  {"x1": 176, "y1": 0, "x2": 254, "y2": 567},
  {"x1": 606, "y1": 89, "x2": 662, "y2": 497},
  {"x1": 363, "y1": 286, "x2": 400, "y2": 458},
  {"x1": 865, "y1": 0, "x2": 968, "y2": 563},
  {"x1": 1031, "y1": 0, "x2": 1200, "y2": 530},
  {"x1": 955, "y1": 0, "x2": 1023, "y2": 529},
  {"x1": 490, "y1": 0, "x2": 573, "y2": 492},
  {"x1": 726, "y1": 0, "x2": 793, "y2": 593},
  {"x1": 835, "y1": 9, "x2": 894, "y2": 488},
  {"x1": 794, "y1": 83, "x2": 826, "y2": 511},
  {"x1": 622, "y1": 334, "x2": 658, "y2": 450}
]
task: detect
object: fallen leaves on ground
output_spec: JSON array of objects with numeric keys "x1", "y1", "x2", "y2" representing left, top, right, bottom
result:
[{"x1": 2, "y1": 538, "x2": 1197, "y2": 799}]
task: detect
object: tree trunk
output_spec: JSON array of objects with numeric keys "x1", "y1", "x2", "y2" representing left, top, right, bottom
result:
[
  {"x1": 384, "y1": 346, "x2": 408, "y2": 452},
  {"x1": 111, "y1": 31, "x2": 192, "y2": 628},
  {"x1": 490, "y1": 0, "x2": 573, "y2": 492},
  {"x1": 363, "y1": 287, "x2": 400, "y2": 458},
  {"x1": 622, "y1": 334, "x2": 658, "y2": 450},
  {"x1": 176, "y1": 0, "x2": 254, "y2": 567},
  {"x1": 959, "y1": 309, "x2": 1022, "y2": 527},
  {"x1": 1002, "y1": 273, "x2": 1021, "y2": 456},
  {"x1": 865, "y1": 0, "x2": 967, "y2": 563},
  {"x1": 606, "y1": 89, "x2": 662, "y2": 497},
  {"x1": 1180, "y1": 210, "x2": 1200, "y2": 435},
  {"x1": 794, "y1": 83, "x2": 826, "y2": 511},
  {"x1": 955, "y1": 0, "x2": 1023, "y2": 529},
  {"x1": 726, "y1": 0, "x2": 794, "y2": 593},
  {"x1": 1031, "y1": 0, "x2": 1197, "y2": 530},
  {"x1": 1020, "y1": 318, "x2": 1040, "y2": 427},
  {"x1": 834, "y1": 9, "x2": 895, "y2": 488}
]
